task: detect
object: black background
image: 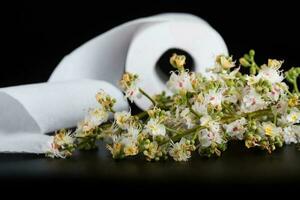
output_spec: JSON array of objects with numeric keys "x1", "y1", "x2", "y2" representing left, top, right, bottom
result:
[
  {"x1": 2, "y1": 1, "x2": 300, "y2": 87},
  {"x1": 1, "y1": 1, "x2": 300, "y2": 190}
]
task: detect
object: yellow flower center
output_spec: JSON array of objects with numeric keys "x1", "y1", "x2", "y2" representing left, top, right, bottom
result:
[
  {"x1": 150, "y1": 125, "x2": 158, "y2": 133},
  {"x1": 291, "y1": 114, "x2": 298, "y2": 122},
  {"x1": 264, "y1": 126, "x2": 273, "y2": 136},
  {"x1": 124, "y1": 146, "x2": 138, "y2": 156},
  {"x1": 288, "y1": 96, "x2": 298, "y2": 107},
  {"x1": 220, "y1": 56, "x2": 233, "y2": 69},
  {"x1": 113, "y1": 143, "x2": 122, "y2": 154}
]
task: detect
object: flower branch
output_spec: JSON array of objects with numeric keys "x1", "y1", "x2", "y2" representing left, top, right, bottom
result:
[{"x1": 48, "y1": 51, "x2": 300, "y2": 161}]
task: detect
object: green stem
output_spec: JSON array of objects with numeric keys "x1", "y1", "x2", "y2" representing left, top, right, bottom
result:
[
  {"x1": 274, "y1": 113, "x2": 278, "y2": 125},
  {"x1": 187, "y1": 101, "x2": 201, "y2": 119},
  {"x1": 165, "y1": 126, "x2": 183, "y2": 135},
  {"x1": 160, "y1": 107, "x2": 282, "y2": 146},
  {"x1": 110, "y1": 108, "x2": 116, "y2": 113},
  {"x1": 249, "y1": 55, "x2": 258, "y2": 75},
  {"x1": 250, "y1": 64, "x2": 257, "y2": 75},
  {"x1": 98, "y1": 111, "x2": 149, "y2": 131},
  {"x1": 139, "y1": 88, "x2": 157, "y2": 106},
  {"x1": 99, "y1": 123, "x2": 112, "y2": 130},
  {"x1": 276, "y1": 83, "x2": 293, "y2": 96},
  {"x1": 293, "y1": 81, "x2": 299, "y2": 94},
  {"x1": 171, "y1": 126, "x2": 205, "y2": 142},
  {"x1": 248, "y1": 109, "x2": 272, "y2": 119},
  {"x1": 160, "y1": 125, "x2": 205, "y2": 145},
  {"x1": 222, "y1": 102, "x2": 233, "y2": 114},
  {"x1": 135, "y1": 111, "x2": 148, "y2": 119}
]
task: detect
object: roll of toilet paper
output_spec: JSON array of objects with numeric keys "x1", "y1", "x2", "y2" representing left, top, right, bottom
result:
[
  {"x1": 0, "y1": 13, "x2": 228, "y2": 154},
  {"x1": 49, "y1": 13, "x2": 228, "y2": 110},
  {"x1": 0, "y1": 80, "x2": 128, "y2": 153}
]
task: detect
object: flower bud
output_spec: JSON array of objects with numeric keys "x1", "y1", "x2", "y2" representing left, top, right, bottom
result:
[
  {"x1": 261, "y1": 140, "x2": 268, "y2": 146},
  {"x1": 255, "y1": 135, "x2": 261, "y2": 141},
  {"x1": 170, "y1": 53, "x2": 186, "y2": 71},
  {"x1": 271, "y1": 144, "x2": 276, "y2": 151},
  {"x1": 249, "y1": 49, "x2": 255, "y2": 57},
  {"x1": 239, "y1": 58, "x2": 250, "y2": 67}
]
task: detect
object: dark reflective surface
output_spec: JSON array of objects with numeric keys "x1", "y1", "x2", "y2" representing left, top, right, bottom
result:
[{"x1": 1, "y1": 141, "x2": 299, "y2": 185}]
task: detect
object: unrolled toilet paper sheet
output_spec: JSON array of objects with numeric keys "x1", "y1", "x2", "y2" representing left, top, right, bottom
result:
[{"x1": 0, "y1": 80, "x2": 128, "y2": 153}]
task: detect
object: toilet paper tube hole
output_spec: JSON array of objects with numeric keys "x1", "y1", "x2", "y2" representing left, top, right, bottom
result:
[{"x1": 155, "y1": 48, "x2": 195, "y2": 83}]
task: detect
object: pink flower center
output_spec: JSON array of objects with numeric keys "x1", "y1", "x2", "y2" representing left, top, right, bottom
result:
[
  {"x1": 251, "y1": 98, "x2": 256, "y2": 105},
  {"x1": 208, "y1": 132, "x2": 214, "y2": 139},
  {"x1": 179, "y1": 82, "x2": 183, "y2": 87}
]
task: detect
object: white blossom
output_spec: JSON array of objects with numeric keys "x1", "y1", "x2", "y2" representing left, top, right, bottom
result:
[
  {"x1": 200, "y1": 115, "x2": 212, "y2": 127},
  {"x1": 169, "y1": 138, "x2": 194, "y2": 162},
  {"x1": 258, "y1": 122, "x2": 282, "y2": 137},
  {"x1": 112, "y1": 133, "x2": 139, "y2": 157},
  {"x1": 48, "y1": 130, "x2": 74, "y2": 158},
  {"x1": 204, "y1": 89, "x2": 223, "y2": 108},
  {"x1": 198, "y1": 122, "x2": 223, "y2": 147},
  {"x1": 223, "y1": 93, "x2": 239, "y2": 104},
  {"x1": 219, "y1": 67, "x2": 240, "y2": 80},
  {"x1": 114, "y1": 110, "x2": 132, "y2": 130},
  {"x1": 209, "y1": 121, "x2": 222, "y2": 135},
  {"x1": 144, "y1": 118, "x2": 166, "y2": 137},
  {"x1": 223, "y1": 118, "x2": 247, "y2": 140},
  {"x1": 124, "y1": 85, "x2": 142, "y2": 103},
  {"x1": 282, "y1": 126, "x2": 298, "y2": 144},
  {"x1": 267, "y1": 84, "x2": 284, "y2": 102},
  {"x1": 208, "y1": 55, "x2": 235, "y2": 73},
  {"x1": 245, "y1": 75, "x2": 260, "y2": 85},
  {"x1": 218, "y1": 55, "x2": 236, "y2": 69},
  {"x1": 286, "y1": 108, "x2": 300, "y2": 124},
  {"x1": 95, "y1": 90, "x2": 116, "y2": 111},
  {"x1": 256, "y1": 65, "x2": 284, "y2": 84},
  {"x1": 75, "y1": 107, "x2": 109, "y2": 137},
  {"x1": 87, "y1": 107, "x2": 109, "y2": 126},
  {"x1": 240, "y1": 87, "x2": 267, "y2": 113},
  {"x1": 126, "y1": 127, "x2": 140, "y2": 140},
  {"x1": 76, "y1": 118, "x2": 97, "y2": 135},
  {"x1": 119, "y1": 72, "x2": 142, "y2": 102},
  {"x1": 53, "y1": 131, "x2": 74, "y2": 147},
  {"x1": 180, "y1": 108, "x2": 195, "y2": 128},
  {"x1": 192, "y1": 101, "x2": 207, "y2": 115},
  {"x1": 272, "y1": 98, "x2": 288, "y2": 116},
  {"x1": 167, "y1": 71, "x2": 193, "y2": 93}
]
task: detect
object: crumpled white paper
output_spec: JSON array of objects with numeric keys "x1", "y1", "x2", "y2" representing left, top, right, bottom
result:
[{"x1": 0, "y1": 13, "x2": 227, "y2": 154}]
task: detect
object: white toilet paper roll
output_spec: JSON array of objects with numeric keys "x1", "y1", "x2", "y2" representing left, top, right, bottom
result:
[
  {"x1": 126, "y1": 21, "x2": 227, "y2": 109},
  {"x1": 49, "y1": 13, "x2": 228, "y2": 109},
  {"x1": 0, "y1": 80, "x2": 128, "y2": 153},
  {"x1": 0, "y1": 13, "x2": 227, "y2": 154}
]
